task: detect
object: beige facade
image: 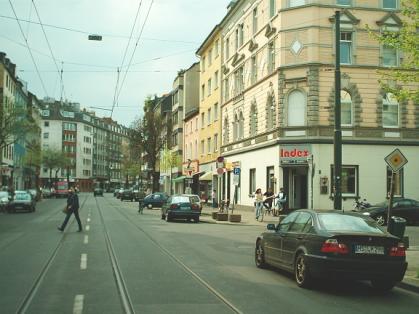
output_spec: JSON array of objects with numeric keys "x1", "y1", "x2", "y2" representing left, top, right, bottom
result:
[{"x1": 218, "y1": 0, "x2": 418, "y2": 210}]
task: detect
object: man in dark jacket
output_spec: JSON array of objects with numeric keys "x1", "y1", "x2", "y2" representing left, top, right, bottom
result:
[{"x1": 58, "y1": 187, "x2": 82, "y2": 232}]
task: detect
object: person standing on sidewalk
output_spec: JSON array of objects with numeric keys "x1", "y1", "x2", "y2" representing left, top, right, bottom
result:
[
  {"x1": 263, "y1": 188, "x2": 274, "y2": 215},
  {"x1": 211, "y1": 189, "x2": 216, "y2": 208},
  {"x1": 58, "y1": 187, "x2": 82, "y2": 232},
  {"x1": 255, "y1": 188, "x2": 264, "y2": 221}
]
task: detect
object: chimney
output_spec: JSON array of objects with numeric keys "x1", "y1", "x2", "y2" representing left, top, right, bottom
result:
[{"x1": 0, "y1": 52, "x2": 5, "y2": 64}]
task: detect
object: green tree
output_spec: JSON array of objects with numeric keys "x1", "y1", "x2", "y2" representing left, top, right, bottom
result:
[
  {"x1": 368, "y1": 0, "x2": 419, "y2": 102},
  {"x1": 160, "y1": 147, "x2": 182, "y2": 194},
  {"x1": 41, "y1": 149, "x2": 69, "y2": 188},
  {"x1": 132, "y1": 97, "x2": 165, "y2": 192},
  {"x1": 22, "y1": 139, "x2": 42, "y2": 194}
]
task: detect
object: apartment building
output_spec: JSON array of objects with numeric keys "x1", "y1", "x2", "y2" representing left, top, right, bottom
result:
[
  {"x1": 219, "y1": 0, "x2": 418, "y2": 210},
  {"x1": 196, "y1": 25, "x2": 223, "y2": 203}
]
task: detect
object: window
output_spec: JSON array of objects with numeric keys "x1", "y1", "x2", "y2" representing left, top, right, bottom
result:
[
  {"x1": 207, "y1": 108, "x2": 212, "y2": 125},
  {"x1": 383, "y1": 92, "x2": 399, "y2": 127},
  {"x1": 252, "y1": 7, "x2": 258, "y2": 35},
  {"x1": 195, "y1": 118, "x2": 198, "y2": 131},
  {"x1": 194, "y1": 140, "x2": 198, "y2": 158},
  {"x1": 250, "y1": 102, "x2": 257, "y2": 136},
  {"x1": 383, "y1": 0, "x2": 397, "y2": 9},
  {"x1": 278, "y1": 212, "x2": 300, "y2": 232},
  {"x1": 214, "y1": 134, "x2": 218, "y2": 152},
  {"x1": 224, "y1": 77, "x2": 230, "y2": 101},
  {"x1": 63, "y1": 122, "x2": 76, "y2": 131},
  {"x1": 208, "y1": 48, "x2": 212, "y2": 66},
  {"x1": 289, "y1": 212, "x2": 312, "y2": 233},
  {"x1": 234, "y1": 67, "x2": 244, "y2": 95},
  {"x1": 387, "y1": 167, "x2": 403, "y2": 197},
  {"x1": 238, "y1": 24, "x2": 244, "y2": 47},
  {"x1": 202, "y1": 56, "x2": 206, "y2": 72},
  {"x1": 382, "y1": 45, "x2": 398, "y2": 67},
  {"x1": 223, "y1": 117, "x2": 229, "y2": 144},
  {"x1": 249, "y1": 168, "x2": 256, "y2": 194},
  {"x1": 215, "y1": 40, "x2": 219, "y2": 57},
  {"x1": 214, "y1": 103, "x2": 218, "y2": 121},
  {"x1": 341, "y1": 90, "x2": 352, "y2": 126},
  {"x1": 287, "y1": 90, "x2": 306, "y2": 126},
  {"x1": 201, "y1": 84, "x2": 205, "y2": 101},
  {"x1": 43, "y1": 132, "x2": 49, "y2": 139},
  {"x1": 44, "y1": 121, "x2": 49, "y2": 127},
  {"x1": 239, "y1": 112, "x2": 244, "y2": 139},
  {"x1": 201, "y1": 112, "x2": 205, "y2": 128},
  {"x1": 208, "y1": 78, "x2": 212, "y2": 96},
  {"x1": 214, "y1": 71, "x2": 219, "y2": 89},
  {"x1": 337, "y1": 0, "x2": 351, "y2": 5},
  {"x1": 270, "y1": 0, "x2": 276, "y2": 18},
  {"x1": 207, "y1": 138, "x2": 211, "y2": 154},
  {"x1": 266, "y1": 94, "x2": 276, "y2": 130},
  {"x1": 226, "y1": 37, "x2": 230, "y2": 59},
  {"x1": 331, "y1": 165, "x2": 358, "y2": 196},
  {"x1": 201, "y1": 140, "x2": 205, "y2": 155},
  {"x1": 235, "y1": 28, "x2": 239, "y2": 51},
  {"x1": 289, "y1": 0, "x2": 305, "y2": 7},
  {"x1": 233, "y1": 114, "x2": 239, "y2": 141},
  {"x1": 340, "y1": 32, "x2": 352, "y2": 64},
  {"x1": 84, "y1": 125, "x2": 92, "y2": 132},
  {"x1": 251, "y1": 56, "x2": 257, "y2": 84},
  {"x1": 268, "y1": 41, "x2": 275, "y2": 74}
]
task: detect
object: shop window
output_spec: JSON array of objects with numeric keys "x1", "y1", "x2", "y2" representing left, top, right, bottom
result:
[
  {"x1": 287, "y1": 90, "x2": 306, "y2": 126},
  {"x1": 331, "y1": 165, "x2": 358, "y2": 197},
  {"x1": 266, "y1": 166, "x2": 275, "y2": 191},
  {"x1": 386, "y1": 167, "x2": 403, "y2": 197}
]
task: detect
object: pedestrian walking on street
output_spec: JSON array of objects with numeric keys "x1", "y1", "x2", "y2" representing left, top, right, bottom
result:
[
  {"x1": 58, "y1": 187, "x2": 82, "y2": 232},
  {"x1": 255, "y1": 188, "x2": 264, "y2": 221}
]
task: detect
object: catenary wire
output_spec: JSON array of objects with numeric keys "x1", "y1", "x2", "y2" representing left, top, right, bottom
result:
[{"x1": 7, "y1": 0, "x2": 49, "y2": 97}]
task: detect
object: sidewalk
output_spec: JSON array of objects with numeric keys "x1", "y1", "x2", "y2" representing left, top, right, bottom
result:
[{"x1": 200, "y1": 204, "x2": 419, "y2": 293}]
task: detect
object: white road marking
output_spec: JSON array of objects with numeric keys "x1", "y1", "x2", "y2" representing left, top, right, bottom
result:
[
  {"x1": 83, "y1": 235, "x2": 88, "y2": 244},
  {"x1": 87, "y1": 218, "x2": 91, "y2": 223},
  {"x1": 80, "y1": 254, "x2": 87, "y2": 270},
  {"x1": 86, "y1": 225, "x2": 90, "y2": 231},
  {"x1": 73, "y1": 294, "x2": 84, "y2": 314}
]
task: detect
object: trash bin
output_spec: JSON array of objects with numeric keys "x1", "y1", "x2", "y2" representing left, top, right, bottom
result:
[{"x1": 388, "y1": 216, "x2": 406, "y2": 239}]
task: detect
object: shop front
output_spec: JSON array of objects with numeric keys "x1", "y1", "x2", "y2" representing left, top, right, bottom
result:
[{"x1": 280, "y1": 144, "x2": 312, "y2": 210}]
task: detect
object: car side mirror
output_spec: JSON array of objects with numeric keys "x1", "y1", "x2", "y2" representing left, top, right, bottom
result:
[{"x1": 266, "y1": 224, "x2": 276, "y2": 231}]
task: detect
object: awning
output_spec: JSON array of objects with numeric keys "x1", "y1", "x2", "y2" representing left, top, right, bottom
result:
[
  {"x1": 172, "y1": 176, "x2": 187, "y2": 183},
  {"x1": 199, "y1": 172, "x2": 213, "y2": 181}
]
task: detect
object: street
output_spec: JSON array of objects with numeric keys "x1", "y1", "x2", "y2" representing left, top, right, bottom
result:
[{"x1": 0, "y1": 194, "x2": 418, "y2": 314}]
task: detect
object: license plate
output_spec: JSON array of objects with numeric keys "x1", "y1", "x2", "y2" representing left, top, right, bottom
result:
[
  {"x1": 354, "y1": 245, "x2": 384, "y2": 255},
  {"x1": 180, "y1": 206, "x2": 190, "y2": 211}
]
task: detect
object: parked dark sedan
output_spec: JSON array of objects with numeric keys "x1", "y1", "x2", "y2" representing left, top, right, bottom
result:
[
  {"x1": 120, "y1": 189, "x2": 134, "y2": 202},
  {"x1": 93, "y1": 187, "x2": 104, "y2": 196},
  {"x1": 161, "y1": 195, "x2": 201, "y2": 223},
  {"x1": 143, "y1": 192, "x2": 168, "y2": 209},
  {"x1": 361, "y1": 198, "x2": 419, "y2": 226},
  {"x1": 255, "y1": 210, "x2": 407, "y2": 291},
  {"x1": 7, "y1": 191, "x2": 36, "y2": 213}
]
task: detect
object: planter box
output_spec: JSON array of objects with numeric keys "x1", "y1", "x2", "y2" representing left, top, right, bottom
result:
[
  {"x1": 212, "y1": 211, "x2": 218, "y2": 219},
  {"x1": 228, "y1": 214, "x2": 241, "y2": 223},
  {"x1": 216, "y1": 213, "x2": 228, "y2": 221}
]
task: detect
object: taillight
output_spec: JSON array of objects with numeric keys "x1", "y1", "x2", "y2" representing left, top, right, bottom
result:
[
  {"x1": 170, "y1": 204, "x2": 179, "y2": 209},
  {"x1": 389, "y1": 242, "x2": 406, "y2": 257},
  {"x1": 321, "y1": 239, "x2": 349, "y2": 254},
  {"x1": 191, "y1": 204, "x2": 200, "y2": 210}
]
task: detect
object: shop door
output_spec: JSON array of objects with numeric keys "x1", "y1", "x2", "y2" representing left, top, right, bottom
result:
[{"x1": 289, "y1": 167, "x2": 308, "y2": 209}]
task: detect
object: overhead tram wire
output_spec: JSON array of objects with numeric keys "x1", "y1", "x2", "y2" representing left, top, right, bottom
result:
[
  {"x1": 111, "y1": 0, "x2": 143, "y2": 120},
  {"x1": 0, "y1": 14, "x2": 200, "y2": 45},
  {"x1": 8, "y1": 0, "x2": 49, "y2": 97},
  {"x1": 31, "y1": 0, "x2": 67, "y2": 101},
  {"x1": 112, "y1": 0, "x2": 154, "y2": 118}
]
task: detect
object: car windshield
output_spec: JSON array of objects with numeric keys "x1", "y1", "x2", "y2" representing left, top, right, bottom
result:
[
  {"x1": 15, "y1": 193, "x2": 31, "y2": 201},
  {"x1": 318, "y1": 213, "x2": 385, "y2": 234}
]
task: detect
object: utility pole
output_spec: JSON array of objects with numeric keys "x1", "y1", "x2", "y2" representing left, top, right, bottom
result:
[{"x1": 334, "y1": 11, "x2": 342, "y2": 210}]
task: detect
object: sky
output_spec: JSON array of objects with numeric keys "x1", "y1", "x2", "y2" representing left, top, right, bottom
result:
[{"x1": 0, "y1": 0, "x2": 230, "y2": 127}]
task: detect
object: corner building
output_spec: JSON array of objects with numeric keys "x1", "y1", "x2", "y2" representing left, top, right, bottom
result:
[{"x1": 219, "y1": 0, "x2": 419, "y2": 210}]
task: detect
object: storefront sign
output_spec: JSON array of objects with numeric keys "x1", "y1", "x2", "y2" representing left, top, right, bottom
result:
[
  {"x1": 280, "y1": 144, "x2": 312, "y2": 165},
  {"x1": 182, "y1": 160, "x2": 199, "y2": 176}
]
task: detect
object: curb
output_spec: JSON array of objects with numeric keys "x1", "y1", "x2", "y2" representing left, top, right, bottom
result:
[{"x1": 397, "y1": 280, "x2": 419, "y2": 294}]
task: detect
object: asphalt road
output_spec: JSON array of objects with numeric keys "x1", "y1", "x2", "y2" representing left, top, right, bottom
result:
[{"x1": 0, "y1": 193, "x2": 418, "y2": 314}]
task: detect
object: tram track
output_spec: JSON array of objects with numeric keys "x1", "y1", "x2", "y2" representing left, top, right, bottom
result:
[
  {"x1": 100, "y1": 195, "x2": 243, "y2": 314},
  {"x1": 15, "y1": 196, "x2": 89, "y2": 314}
]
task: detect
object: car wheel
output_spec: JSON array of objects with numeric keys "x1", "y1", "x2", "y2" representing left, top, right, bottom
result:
[
  {"x1": 295, "y1": 252, "x2": 312, "y2": 288},
  {"x1": 255, "y1": 240, "x2": 267, "y2": 269},
  {"x1": 375, "y1": 215, "x2": 386, "y2": 226},
  {"x1": 370, "y1": 279, "x2": 397, "y2": 292}
]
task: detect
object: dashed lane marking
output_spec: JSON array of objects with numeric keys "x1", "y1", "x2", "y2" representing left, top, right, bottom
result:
[
  {"x1": 73, "y1": 294, "x2": 84, "y2": 314},
  {"x1": 86, "y1": 225, "x2": 90, "y2": 231},
  {"x1": 87, "y1": 218, "x2": 91, "y2": 223},
  {"x1": 84, "y1": 235, "x2": 88, "y2": 244},
  {"x1": 80, "y1": 254, "x2": 87, "y2": 270}
]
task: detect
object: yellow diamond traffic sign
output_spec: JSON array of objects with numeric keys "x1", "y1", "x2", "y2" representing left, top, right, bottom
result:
[{"x1": 385, "y1": 149, "x2": 408, "y2": 173}]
